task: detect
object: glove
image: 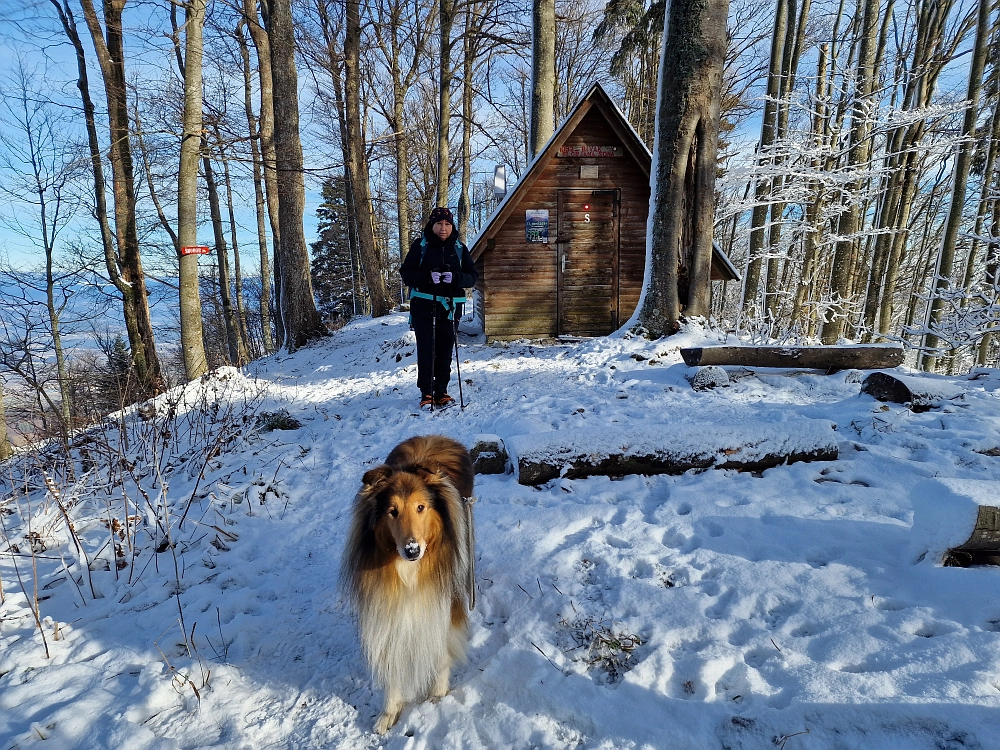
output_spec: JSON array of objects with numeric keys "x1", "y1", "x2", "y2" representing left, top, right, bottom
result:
[
  {"x1": 440, "y1": 271, "x2": 453, "y2": 284},
  {"x1": 430, "y1": 271, "x2": 442, "y2": 284}
]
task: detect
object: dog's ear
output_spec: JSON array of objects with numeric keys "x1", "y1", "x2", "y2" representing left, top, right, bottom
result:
[
  {"x1": 415, "y1": 466, "x2": 456, "y2": 495},
  {"x1": 413, "y1": 466, "x2": 436, "y2": 482},
  {"x1": 362, "y1": 465, "x2": 393, "y2": 487}
]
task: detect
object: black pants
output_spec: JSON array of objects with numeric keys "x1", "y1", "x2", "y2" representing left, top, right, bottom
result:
[{"x1": 411, "y1": 297, "x2": 457, "y2": 398}]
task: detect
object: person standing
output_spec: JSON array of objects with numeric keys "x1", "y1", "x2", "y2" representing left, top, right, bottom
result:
[{"x1": 400, "y1": 207, "x2": 478, "y2": 409}]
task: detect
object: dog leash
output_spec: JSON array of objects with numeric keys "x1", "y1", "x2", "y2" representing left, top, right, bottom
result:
[{"x1": 462, "y1": 496, "x2": 477, "y2": 611}]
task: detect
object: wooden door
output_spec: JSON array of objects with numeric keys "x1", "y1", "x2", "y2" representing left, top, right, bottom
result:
[{"x1": 557, "y1": 189, "x2": 620, "y2": 336}]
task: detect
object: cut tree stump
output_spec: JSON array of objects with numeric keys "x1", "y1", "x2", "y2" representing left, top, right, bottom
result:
[
  {"x1": 860, "y1": 372, "x2": 966, "y2": 412},
  {"x1": 506, "y1": 420, "x2": 838, "y2": 485},
  {"x1": 680, "y1": 345, "x2": 904, "y2": 370},
  {"x1": 911, "y1": 479, "x2": 1000, "y2": 566},
  {"x1": 471, "y1": 434, "x2": 508, "y2": 475}
]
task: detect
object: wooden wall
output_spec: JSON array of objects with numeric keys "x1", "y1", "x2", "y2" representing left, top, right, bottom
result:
[{"x1": 481, "y1": 101, "x2": 651, "y2": 340}]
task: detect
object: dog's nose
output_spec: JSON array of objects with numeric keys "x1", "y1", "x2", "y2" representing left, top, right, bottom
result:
[{"x1": 403, "y1": 541, "x2": 421, "y2": 561}]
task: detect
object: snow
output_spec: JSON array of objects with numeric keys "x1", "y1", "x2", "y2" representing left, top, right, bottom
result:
[{"x1": 2, "y1": 313, "x2": 1000, "y2": 749}]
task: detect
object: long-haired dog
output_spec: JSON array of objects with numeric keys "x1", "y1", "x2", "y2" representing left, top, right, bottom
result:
[{"x1": 341, "y1": 435, "x2": 475, "y2": 734}]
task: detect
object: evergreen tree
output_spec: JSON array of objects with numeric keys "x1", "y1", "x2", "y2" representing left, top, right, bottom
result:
[{"x1": 311, "y1": 176, "x2": 357, "y2": 324}]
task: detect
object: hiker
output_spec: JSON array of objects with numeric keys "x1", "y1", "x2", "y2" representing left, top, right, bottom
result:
[{"x1": 400, "y1": 207, "x2": 478, "y2": 409}]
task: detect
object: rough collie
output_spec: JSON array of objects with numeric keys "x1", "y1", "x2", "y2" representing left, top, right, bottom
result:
[{"x1": 341, "y1": 435, "x2": 475, "y2": 734}]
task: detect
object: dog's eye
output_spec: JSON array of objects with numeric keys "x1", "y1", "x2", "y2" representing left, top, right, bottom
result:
[
  {"x1": 388, "y1": 507, "x2": 398, "y2": 518},
  {"x1": 417, "y1": 504, "x2": 425, "y2": 513}
]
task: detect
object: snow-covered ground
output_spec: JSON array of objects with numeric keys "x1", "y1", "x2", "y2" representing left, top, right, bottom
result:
[{"x1": 2, "y1": 313, "x2": 1000, "y2": 749}]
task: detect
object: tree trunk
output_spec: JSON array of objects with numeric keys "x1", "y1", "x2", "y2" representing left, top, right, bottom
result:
[
  {"x1": 436, "y1": 0, "x2": 455, "y2": 206},
  {"x1": 741, "y1": 0, "x2": 788, "y2": 314},
  {"x1": 764, "y1": 0, "x2": 810, "y2": 321},
  {"x1": 529, "y1": 0, "x2": 556, "y2": 157},
  {"x1": 632, "y1": 0, "x2": 729, "y2": 335},
  {"x1": 457, "y1": 3, "x2": 481, "y2": 233},
  {"x1": 245, "y1": 0, "x2": 283, "y2": 348},
  {"x1": 203, "y1": 151, "x2": 246, "y2": 366},
  {"x1": 236, "y1": 17, "x2": 274, "y2": 354},
  {"x1": 219, "y1": 142, "x2": 252, "y2": 360},
  {"x1": 76, "y1": 0, "x2": 162, "y2": 392},
  {"x1": 265, "y1": 0, "x2": 329, "y2": 348},
  {"x1": 176, "y1": 0, "x2": 210, "y2": 380},
  {"x1": 0, "y1": 380, "x2": 11, "y2": 461},
  {"x1": 922, "y1": 0, "x2": 990, "y2": 370},
  {"x1": 791, "y1": 42, "x2": 830, "y2": 329},
  {"x1": 315, "y1": 0, "x2": 365, "y2": 315},
  {"x1": 344, "y1": 0, "x2": 393, "y2": 316},
  {"x1": 820, "y1": 0, "x2": 881, "y2": 343},
  {"x1": 977, "y1": 68, "x2": 1000, "y2": 365}
]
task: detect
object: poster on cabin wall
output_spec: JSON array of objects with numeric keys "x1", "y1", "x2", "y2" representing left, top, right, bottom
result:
[{"x1": 525, "y1": 210, "x2": 549, "y2": 243}]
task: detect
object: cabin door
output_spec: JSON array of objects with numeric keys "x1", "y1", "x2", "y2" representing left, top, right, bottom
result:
[{"x1": 557, "y1": 189, "x2": 620, "y2": 336}]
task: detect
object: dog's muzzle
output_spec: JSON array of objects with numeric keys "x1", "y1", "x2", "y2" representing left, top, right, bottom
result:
[{"x1": 402, "y1": 540, "x2": 422, "y2": 561}]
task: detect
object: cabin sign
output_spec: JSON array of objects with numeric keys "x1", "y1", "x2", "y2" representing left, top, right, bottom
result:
[{"x1": 525, "y1": 210, "x2": 550, "y2": 243}]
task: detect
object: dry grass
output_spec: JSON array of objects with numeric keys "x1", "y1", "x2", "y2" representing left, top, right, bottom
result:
[{"x1": 559, "y1": 612, "x2": 644, "y2": 683}]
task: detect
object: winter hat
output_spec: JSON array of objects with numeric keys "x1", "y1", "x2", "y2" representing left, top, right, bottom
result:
[{"x1": 428, "y1": 206, "x2": 454, "y2": 226}]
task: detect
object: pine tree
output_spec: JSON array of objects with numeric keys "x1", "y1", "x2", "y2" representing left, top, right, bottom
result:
[{"x1": 310, "y1": 176, "x2": 357, "y2": 324}]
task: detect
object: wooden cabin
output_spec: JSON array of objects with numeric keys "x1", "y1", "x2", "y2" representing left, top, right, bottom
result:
[{"x1": 468, "y1": 82, "x2": 739, "y2": 341}]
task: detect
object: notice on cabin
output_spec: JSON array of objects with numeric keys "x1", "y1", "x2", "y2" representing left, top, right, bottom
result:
[{"x1": 525, "y1": 210, "x2": 550, "y2": 244}]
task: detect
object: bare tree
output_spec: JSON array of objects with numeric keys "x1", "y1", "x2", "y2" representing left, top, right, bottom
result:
[
  {"x1": 243, "y1": 0, "x2": 283, "y2": 348},
  {"x1": 342, "y1": 0, "x2": 394, "y2": 316},
  {"x1": 530, "y1": 0, "x2": 556, "y2": 156},
  {"x1": 264, "y1": 0, "x2": 329, "y2": 348},
  {"x1": 921, "y1": 0, "x2": 991, "y2": 369},
  {"x1": 0, "y1": 63, "x2": 88, "y2": 439},
  {"x1": 820, "y1": 0, "x2": 887, "y2": 343},
  {"x1": 367, "y1": 0, "x2": 437, "y2": 250},
  {"x1": 234, "y1": 17, "x2": 275, "y2": 354},
  {"x1": 202, "y1": 148, "x2": 249, "y2": 365},
  {"x1": 176, "y1": 0, "x2": 210, "y2": 380},
  {"x1": 631, "y1": 0, "x2": 729, "y2": 334},
  {"x1": 436, "y1": 0, "x2": 457, "y2": 206},
  {"x1": 56, "y1": 0, "x2": 162, "y2": 393}
]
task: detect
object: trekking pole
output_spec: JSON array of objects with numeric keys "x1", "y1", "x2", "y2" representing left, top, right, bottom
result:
[
  {"x1": 454, "y1": 315, "x2": 465, "y2": 410},
  {"x1": 430, "y1": 291, "x2": 437, "y2": 412}
]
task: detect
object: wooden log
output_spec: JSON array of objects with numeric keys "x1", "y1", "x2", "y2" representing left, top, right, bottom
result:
[
  {"x1": 861, "y1": 372, "x2": 966, "y2": 412},
  {"x1": 680, "y1": 345, "x2": 904, "y2": 370},
  {"x1": 911, "y1": 479, "x2": 1000, "y2": 566},
  {"x1": 506, "y1": 421, "x2": 838, "y2": 486}
]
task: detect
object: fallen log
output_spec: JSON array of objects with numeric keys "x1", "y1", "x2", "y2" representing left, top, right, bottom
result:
[
  {"x1": 506, "y1": 420, "x2": 838, "y2": 486},
  {"x1": 861, "y1": 372, "x2": 966, "y2": 412},
  {"x1": 680, "y1": 345, "x2": 904, "y2": 370}
]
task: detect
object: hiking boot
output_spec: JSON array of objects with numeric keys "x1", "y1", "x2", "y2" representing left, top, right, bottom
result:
[
  {"x1": 419, "y1": 394, "x2": 434, "y2": 409},
  {"x1": 434, "y1": 393, "x2": 456, "y2": 408}
]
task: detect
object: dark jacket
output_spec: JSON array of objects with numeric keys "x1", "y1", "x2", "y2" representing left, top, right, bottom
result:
[{"x1": 400, "y1": 227, "x2": 478, "y2": 299}]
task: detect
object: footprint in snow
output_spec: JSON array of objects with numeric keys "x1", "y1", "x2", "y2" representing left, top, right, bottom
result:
[
  {"x1": 705, "y1": 588, "x2": 737, "y2": 620},
  {"x1": 872, "y1": 597, "x2": 908, "y2": 612},
  {"x1": 701, "y1": 520, "x2": 724, "y2": 538},
  {"x1": 909, "y1": 620, "x2": 958, "y2": 638}
]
